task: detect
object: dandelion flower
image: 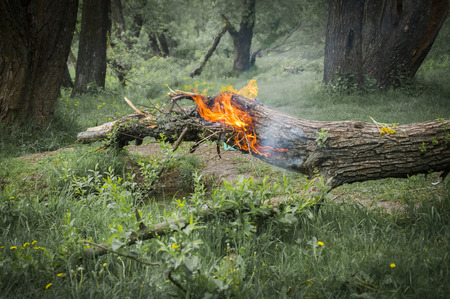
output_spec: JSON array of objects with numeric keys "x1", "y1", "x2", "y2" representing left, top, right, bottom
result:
[
  {"x1": 57, "y1": 273, "x2": 64, "y2": 277},
  {"x1": 177, "y1": 203, "x2": 184, "y2": 207},
  {"x1": 10, "y1": 246, "x2": 17, "y2": 250},
  {"x1": 32, "y1": 240, "x2": 37, "y2": 245},
  {"x1": 171, "y1": 244, "x2": 179, "y2": 250},
  {"x1": 318, "y1": 241, "x2": 324, "y2": 246},
  {"x1": 45, "y1": 283, "x2": 52, "y2": 289},
  {"x1": 390, "y1": 263, "x2": 396, "y2": 268}
]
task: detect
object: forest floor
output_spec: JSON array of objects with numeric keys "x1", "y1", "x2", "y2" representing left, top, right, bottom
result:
[{"x1": 19, "y1": 142, "x2": 410, "y2": 213}]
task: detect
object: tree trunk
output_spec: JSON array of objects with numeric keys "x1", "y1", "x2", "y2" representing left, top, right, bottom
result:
[
  {"x1": 0, "y1": 0, "x2": 78, "y2": 126},
  {"x1": 149, "y1": 30, "x2": 170, "y2": 57},
  {"x1": 73, "y1": 0, "x2": 110, "y2": 95},
  {"x1": 323, "y1": 0, "x2": 364, "y2": 86},
  {"x1": 324, "y1": 0, "x2": 448, "y2": 88},
  {"x1": 62, "y1": 65, "x2": 74, "y2": 89},
  {"x1": 111, "y1": 0, "x2": 126, "y2": 38},
  {"x1": 363, "y1": 0, "x2": 448, "y2": 87},
  {"x1": 157, "y1": 31, "x2": 170, "y2": 57},
  {"x1": 223, "y1": 0, "x2": 256, "y2": 72},
  {"x1": 78, "y1": 92, "x2": 450, "y2": 189}
]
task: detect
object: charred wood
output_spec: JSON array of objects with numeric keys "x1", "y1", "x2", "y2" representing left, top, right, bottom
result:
[{"x1": 77, "y1": 92, "x2": 450, "y2": 188}]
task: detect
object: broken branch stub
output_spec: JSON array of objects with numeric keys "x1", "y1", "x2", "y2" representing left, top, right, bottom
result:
[{"x1": 77, "y1": 92, "x2": 450, "y2": 188}]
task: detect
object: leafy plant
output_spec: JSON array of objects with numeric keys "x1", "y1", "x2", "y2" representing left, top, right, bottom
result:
[{"x1": 315, "y1": 128, "x2": 328, "y2": 148}]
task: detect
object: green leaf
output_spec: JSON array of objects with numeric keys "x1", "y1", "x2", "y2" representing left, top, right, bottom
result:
[{"x1": 111, "y1": 238, "x2": 126, "y2": 251}]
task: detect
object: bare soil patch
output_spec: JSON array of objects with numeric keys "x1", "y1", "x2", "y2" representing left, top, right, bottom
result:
[{"x1": 127, "y1": 142, "x2": 259, "y2": 183}]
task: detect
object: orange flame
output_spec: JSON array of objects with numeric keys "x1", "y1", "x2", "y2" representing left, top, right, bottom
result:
[
  {"x1": 192, "y1": 91, "x2": 287, "y2": 157},
  {"x1": 221, "y1": 79, "x2": 258, "y2": 99}
]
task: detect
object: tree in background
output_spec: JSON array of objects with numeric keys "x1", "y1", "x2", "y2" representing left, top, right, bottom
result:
[
  {"x1": 0, "y1": 0, "x2": 78, "y2": 126},
  {"x1": 324, "y1": 0, "x2": 448, "y2": 88},
  {"x1": 73, "y1": 0, "x2": 110, "y2": 95},
  {"x1": 223, "y1": 0, "x2": 256, "y2": 72}
]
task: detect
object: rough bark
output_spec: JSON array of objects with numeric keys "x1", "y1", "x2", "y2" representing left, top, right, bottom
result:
[
  {"x1": 324, "y1": 0, "x2": 448, "y2": 88},
  {"x1": 223, "y1": 0, "x2": 256, "y2": 72},
  {"x1": 363, "y1": 0, "x2": 448, "y2": 87},
  {"x1": 72, "y1": 0, "x2": 110, "y2": 95},
  {"x1": 0, "y1": 0, "x2": 78, "y2": 126},
  {"x1": 324, "y1": 0, "x2": 364, "y2": 85},
  {"x1": 78, "y1": 92, "x2": 450, "y2": 189}
]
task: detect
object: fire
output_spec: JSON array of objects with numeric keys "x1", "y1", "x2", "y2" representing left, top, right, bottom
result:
[
  {"x1": 221, "y1": 79, "x2": 258, "y2": 99},
  {"x1": 192, "y1": 80, "x2": 287, "y2": 157}
]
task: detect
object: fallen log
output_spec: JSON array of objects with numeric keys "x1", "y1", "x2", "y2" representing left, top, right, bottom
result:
[{"x1": 77, "y1": 91, "x2": 450, "y2": 188}]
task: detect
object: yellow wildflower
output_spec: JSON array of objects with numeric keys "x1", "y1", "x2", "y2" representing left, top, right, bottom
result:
[
  {"x1": 57, "y1": 273, "x2": 64, "y2": 277},
  {"x1": 318, "y1": 241, "x2": 324, "y2": 246},
  {"x1": 32, "y1": 240, "x2": 37, "y2": 245},
  {"x1": 177, "y1": 203, "x2": 184, "y2": 208},
  {"x1": 10, "y1": 246, "x2": 17, "y2": 250},
  {"x1": 45, "y1": 283, "x2": 52, "y2": 289},
  {"x1": 390, "y1": 263, "x2": 396, "y2": 268},
  {"x1": 103, "y1": 263, "x2": 107, "y2": 267},
  {"x1": 171, "y1": 244, "x2": 179, "y2": 250}
]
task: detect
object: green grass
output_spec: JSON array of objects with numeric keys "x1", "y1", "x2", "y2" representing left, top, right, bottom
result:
[{"x1": 1, "y1": 17, "x2": 450, "y2": 298}]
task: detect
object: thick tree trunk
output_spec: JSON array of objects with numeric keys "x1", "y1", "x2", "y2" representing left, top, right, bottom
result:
[
  {"x1": 363, "y1": 0, "x2": 448, "y2": 87},
  {"x1": 324, "y1": 0, "x2": 364, "y2": 85},
  {"x1": 223, "y1": 0, "x2": 256, "y2": 72},
  {"x1": 324, "y1": 0, "x2": 448, "y2": 88},
  {"x1": 78, "y1": 92, "x2": 450, "y2": 189},
  {"x1": 73, "y1": 0, "x2": 110, "y2": 95},
  {"x1": 0, "y1": 0, "x2": 78, "y2": 126}
]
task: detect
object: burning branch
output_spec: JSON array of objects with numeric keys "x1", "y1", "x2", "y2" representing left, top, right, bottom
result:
[{"x1": 78, "y1": 84, "x2": 450, "y2": 188}]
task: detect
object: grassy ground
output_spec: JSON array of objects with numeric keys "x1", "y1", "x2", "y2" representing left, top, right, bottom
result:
[{"x1": 1, "y1": 20, "x2": 450, "y2": 298}]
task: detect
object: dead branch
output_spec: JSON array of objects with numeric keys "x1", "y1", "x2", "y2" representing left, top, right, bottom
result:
[
  {"x1": 83, "y1": 195, "x2": 294, "y2": 258},
  {"x1": 190, "y1": 26, "x2": 228, "y2": 77}
]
